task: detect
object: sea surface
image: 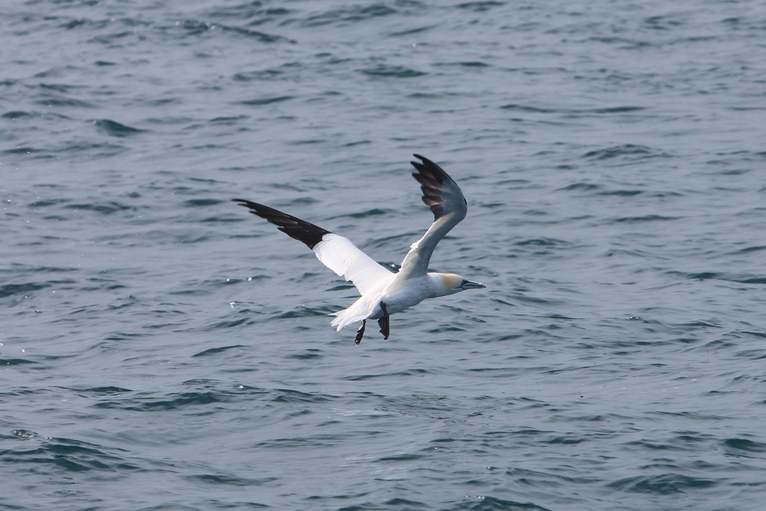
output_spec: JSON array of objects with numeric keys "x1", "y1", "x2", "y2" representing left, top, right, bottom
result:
[{"x1": 2, "y1": 0, "x2": 766, "y2": 509}]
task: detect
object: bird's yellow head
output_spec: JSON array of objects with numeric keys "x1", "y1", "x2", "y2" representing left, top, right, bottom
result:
[{"x1": 438, "y1": 273, "x2": 486, "y2": 295}]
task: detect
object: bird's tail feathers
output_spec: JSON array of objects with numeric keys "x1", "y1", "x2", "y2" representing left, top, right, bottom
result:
[{"x1": 330, "y1": 297, "x2": 377, "y2": 331}]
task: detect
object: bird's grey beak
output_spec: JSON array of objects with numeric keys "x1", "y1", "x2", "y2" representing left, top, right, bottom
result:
[{"x1": 460, "y1": 280, "x2": 486, "y2": 290}]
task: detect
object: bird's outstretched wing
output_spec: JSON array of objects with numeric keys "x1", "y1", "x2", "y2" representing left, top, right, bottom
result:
[
  {"x1": 233, "y1": 199, "x2": 393, "y2": 295},
  {"x1": 397, "y1": 154, "x2": 467, "y2": 279}
]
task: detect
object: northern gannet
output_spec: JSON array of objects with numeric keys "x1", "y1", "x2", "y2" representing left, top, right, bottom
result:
[{"x1": 233, "y1": 154, "x2": 485, "y2": 344}]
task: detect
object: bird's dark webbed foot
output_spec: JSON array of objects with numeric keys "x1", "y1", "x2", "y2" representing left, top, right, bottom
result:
[
  {"x1": 355, "y1": 320, "x2": 366, "y2": 345},
  {"x1": 378, "y1": 303, "x2": 389, "y2": 340}
]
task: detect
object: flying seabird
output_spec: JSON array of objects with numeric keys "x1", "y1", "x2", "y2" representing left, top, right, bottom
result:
[{"x1": 233, "y1": 154, "x2": 485, "y2": 344}]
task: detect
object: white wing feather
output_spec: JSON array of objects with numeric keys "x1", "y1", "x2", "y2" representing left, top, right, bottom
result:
[
  {"x1": 232, "y1": 199, "x2": 392, "y2": 296},
  {"x1": 313, "y1": 233, "x2": 393, "y2": 295}
]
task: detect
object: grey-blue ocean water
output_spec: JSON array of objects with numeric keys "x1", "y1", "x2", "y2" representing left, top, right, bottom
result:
[{"x1": 2, "y1": 0, "x2": 766, "y2": 509}]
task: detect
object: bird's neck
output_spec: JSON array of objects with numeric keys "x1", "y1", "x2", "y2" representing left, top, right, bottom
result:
[{"x1": 427, "y1": 273, "x2": 459, "y2": 297}]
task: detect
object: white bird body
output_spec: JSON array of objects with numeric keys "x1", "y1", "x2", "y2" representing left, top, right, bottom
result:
[
  {"x1": 332, "y1": 273, "x2": 454, "y2": 330},
  {"x1": 381, "y1": 274, "x2": 439, "y2": 315},
  {"x1": 234, "y1": 154, "x2": 484, "y2": 344}
]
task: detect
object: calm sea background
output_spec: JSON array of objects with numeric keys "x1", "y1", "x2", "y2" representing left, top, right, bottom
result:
[{"x1": 2, "y1": 0, "x2": 766, "y2": 510}]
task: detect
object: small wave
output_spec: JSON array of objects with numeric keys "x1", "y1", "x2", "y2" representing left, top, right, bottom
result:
[
  {"x1": 360, "y1": 65, "x2": 426, "y2": 78},
  {"x1": 596, "y1": 189, "x2": 643, "y2": 197},
  {"x1": 303, "y1": 4, "x2": 397, "y2": 27},
  {"x1": 233, "y1": 68, "x2": 287, "y2": 81},
  {"x1": 388, "y1": 25, "x2": 435, "y2": 37},
  {"x1": 342, "y1": 139, "x2": 372, "y2": 147},
  {"x1": 288, "y1": 138, "x2": 326, "y2": 145},
  {"x1": 612, "y1": 214, "x2": 678, "y2": 223},
  {"x1": 545, "y1": 435, "x2": 584, "y2": 445},
  {"x1": 271, "y1": 388, "x2": 335, "y2": 403},
  {"x1": 209, "y1": 115, "x2": 248, "y2": 124},
  {"x1": 182, "y1": 198, "x2": 224, "y2": 207},
  {"x1": 94, "y1": 119, "x2": 144, "y2": 137},
  {"x1": 741, "y1": 330, "x2": 766, "y2": 339},
  {"x1": 96, "y1": 391, "x2": 229, "y2": 411},
  {"x1": 668, "y1": 271, "x2": 766, "y2": 284},
  {"x1": 591, "y1": 106, "x2": 646, "y2": 114},
  {"x1": 58, "y1": 17, "x2": 111, "y2": 31},
  {"x1": 285, "y1": 349, "x2": 323, "y2": 360},
  {"x1": 384, "y1": 498, "x2": 428, "y2": 508},
  {"x1": 510, "y1": 292, "x2": 561, "y2": 306},
  {"x1": 1, "y1": 264, "x2": 78, "y2": 274},
  {"x1": 176, "y1": 20, "x2": 292, "y2": 43},
  {"x1": 59, "y1": 142, "x2": 126, "y2": 156},
  {"x1": 38, "y1": 82, "x2": 82, "y2": 93},
  {"x1": 273, "y1": 305, "x2": 336, "y2": 319},
  {"x1": 34, "y1": 95, "x2": 95, "y2": 108},
  {"x1": 505, "y1": 466, "x2": 600, "y2": 485},
  {"x1": 2, "y1": 110, "x2": 34, "y2": 119},
  {"x1": 500, "y1": 103, "x2": 556, "y2": 114},
  {"x1": 1, "y1": 436, "x2": 139, "y2": 473},
  {"x1": 29, "y1": 197, "x2": 66, "y2": 208},
  {"x1": 735, "y1": 349, "x2": 766, "y2": 361},
  {"x1": 66, "y1": 386, "x2": 133, "y2": 395},
  {"x1": 64, "y1": 201, "x2": 134, "y2": 215},
  {"x1": 253, "y1": 433, "x2": 340, "y2": 448},
  {"x1": 727, "y1": 244, "x2": 766, "y2": 255},
  {"x1": 514, "y1": 237, "x2": 568, "y2": 247},
  {"x1": 425, "y1": 325, "x2": 466, "y2": 334},
  {"x1": 88, "y1": 30, "x2": 138, "y2": 46},
  {"x1": 608, "y1": 473, "x2": 716, "y2": 494},
  {"x1": 673, "y1": 271, "x2": 719, "y2": 281},
  {"x1": 216, "y1": 24, "x2": 293, "y2": 43},
  {"x1": 344, "y1": 368, "x2": 431, "y2": 381},
  {"x1": 501, "y1": 104, "x2": 645, "y2": 115},
  {"x1": 0, "y1": 282, "x2": 50, "y2": 298},
  {"x1": 559, "y1": 182, "x2": 601, "y2": 192},
  {"x1": 583, "y1": 144, "x2": 665, "y2": 160},
  {"x1": 722, "y1": 437, "x2": 766, "y2": 455},
  {"x1": 328, "y1": 208, "x2": 392, "y2": 220},
  {"x1": 185, "y1": 472, "x2": 276, "y2": 487},
  {"x1": 2, "y1": 146, "x2": 43, "y2": 155},
  {"x1": 588, "y1": 36, "x2": 652, "y2": 49},
  {"x1": 192, "y1": 345, "x2": 246, "y2": 358},
  {"x1": 375, "y1": 452, "x2": 423, "y2": 462},
  {"x1": 209, "y1": 3, "x2": 293, "y2": 20},
  {"x1": 206, "y1": 316, "x2": 258, "y2": 330},
  {"x1": 456, "y1": 2, "x2": 505, "y2": 12},
  {"x1": 643, "y1": 14, "x2": 684, "y2": 31},
  {"x1": 1, "y1": 358, "x2": 39, "y2": 366},
  {"x1": 435, "y1": 60, "x2": 491, "y2": 68},
  {"x1": 239, "y1": 95, "x2": 294, "y2": 106},
  {"x1": 624, "y1": 434, "x2": 702, "y2": 451},
  {"x1": 449, "y1": 496, "x2": 552, "y2": 511}
]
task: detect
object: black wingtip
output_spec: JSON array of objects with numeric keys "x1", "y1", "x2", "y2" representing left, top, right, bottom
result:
[
  {"x1": 408, "y1": 154, "x2": 464, "y2": 220},
  {"x1": 410, "y1": 154, "x2": 450, "y2": 184},
  {"x1": 410, "y1": 154, "x2": 431, "y2": 172},
  {"x1": 233, "y1": 198, "x2": 330, "y2": 249}
]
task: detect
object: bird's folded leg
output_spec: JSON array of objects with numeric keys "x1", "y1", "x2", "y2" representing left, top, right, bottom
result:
[
  {"x1": 378, "y1": 303, "x2": 389, "y2": 340},
  {"x1": 355, "y1": 320, "x2": 366, "y2": 345}
]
